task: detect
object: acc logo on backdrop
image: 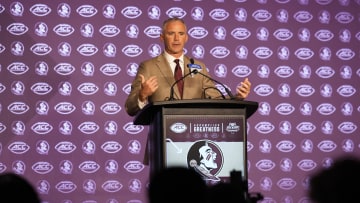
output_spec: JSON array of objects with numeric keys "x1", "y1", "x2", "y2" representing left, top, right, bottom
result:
[
  {"x1": 31, "y1": 122, "x2": 53, "y2": 134},
  {"x1": 254, "y1": 84, "x2": 274, "y2": 96},
  {"x1": 188, "y1": 27, "x2": 208, "y2": 39},
  {"x1": 8, "y1": 102, "x2": 30, "y2": 114},
  {"x1": 79, "y1": 161, "x2": 100, "y2": 173},
  {"x1": 55, "y1": 141, "x2": 76, "y2": 154},
  {"x1": 210, "y1": 46, "x2": 230, "y2": 58},
  {"x1": 101, "y1": 141, "x2": 122, "y2": 154},
  {"x1": 53, "y1": 24, "x2": 74, "y2": 36},
  {"x1": 293, "y1": 11, "x2": 312, "y2": 23},
  {"x1": 338, "y1": 122, "x2": 357, "y2": 134},
  {"x1": 56, "y1": 181, "x2": 77, "y2": 193},
  {"x1": 255, "y1": 159, "x2": 275, "y2": 171},
  {"x1": 30, "y1": 82, "x2": 52, "y2": 95},
  {"x1": 100, "y1": 63, "x2": 121, "y2": 76},
  {"x1": 273, "y1": 28, "x2": 293, "y2": 41},
  {"x1": 316, "y1": 66, "x2": 335, "y2": 78},
  {"x1": 296, "y1": 122, "x2": 316, "y2": 134},
  {"x1": 101, "y1": 102, "x2": 121, "y2": 114},
  {"x1": 317, "y1": 140, "x2": 337, "y2": 152},
  {"x1": 277, "y1": 178, "x2": 297, "y2": 190},
  {"x1": 7, "y1": 23, "x2": 28, "y2": 35},
  {"x1": 102, "y1": 180, "x2": 123, "y2": 193},
  {"x1": 124, "y1": 161, "x2": 145, "y2": 173},
  {"x1": 32, "y1": 162, "x2": 54, "y2": 174},
  {"x1": 123, "y1": 122, "x2": 144, "y2": 134},
  {"x1": 316, "y1": 103, "x2": 336, "y2": 115},
  {"x1": 144, "y1": 26, "x2": 161, "y2": 38},
  {"x1": 232, "y1": 65, "x2": 251, "y2": 77},
  {"x1": 294, "y1": 48, "x2": 314, "y2": 60},
  {"x1": 255, "y1": 122, "x2": 275, "y2": 134},
  {"x1": 77, "y1": 44, "x2": 98, "y2": 56},
  {"x1": 276, "y1": 140, "x2": 296, "y2": 153},
  {"x1": 54, "y1": 102, "x2": 76, "y2": 115},
  {"x1": 275, "y1": 103, "x2": 295, "y2": 115},
  {"x1": 76, "y1": 5, "x2": 97, "y2": 17},
  {"x1": 314, "y1": 29, "x2": 334, "y2": 41},
  {"x1": 77, "y1": 82, "x2": 99, "y2": 95},
  {"x1": 166, "y1": 7, "x2": 186, "y2": 18},
  {"x1": 31, "y1": 43, "x2": 52, "y2": 55},
  {"x1": 8, "y1": 141, "x2": 30, "y2": 154},
  {"x1": 252, "y1": 9, "x2": 272, "y2": 21},
  {"x1": 30, "y1": 4, "x2": 51, "y2": 16},
  {"x1": 121, "y1": 6, "x2": 142, "y2": 18},
  {"x1": 209, "y1": 8, "x2": 229, "y2": 21},
  {"x1": 122, "y1": 44, "x2": 143, "y2": 57},
  {"x1": 99, "y1": 25, "x2": 120, "y2": 37},
  {"x1": 337, "y1": 85, "x2": 356, "y2": 97},
  {"x1": 335, "y1": 12, "x2": 354, "y2": 24},
  {"x1": 297, "y1": 159, "x2": 317, "y2": 171},
  {"x1": 78, "y1": 121, "x2": 99, "y2": 134},
  {"x1": 295, "y1": 84, "x2": 315, "y2": 97},
  {"x1": 253, "y1": 47, "x2": 272, "y2": 59},
  {"x1": 231, "y1": 27, "x2": 251, "y2": 40},
  {"x1": 274, "y1": 66, "x2": 294, "y2": 78},
  {"x1": 54, "y1": 63, "x2": 75, "y2": 75}
]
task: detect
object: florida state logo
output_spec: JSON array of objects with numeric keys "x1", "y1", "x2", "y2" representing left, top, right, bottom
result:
[{"x1": 187, "y1": 140, "x2": 223, "y2": 182}]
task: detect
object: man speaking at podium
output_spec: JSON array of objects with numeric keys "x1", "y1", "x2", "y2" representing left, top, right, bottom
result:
[{"x1": 125, "y1": 17, "x2": 251, "y2": 117}]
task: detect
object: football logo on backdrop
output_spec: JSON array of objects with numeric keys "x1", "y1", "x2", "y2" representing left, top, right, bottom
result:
[
  {"x1": 30, "y1": 4, "x2": 51, "y2": 16},
  {"x1": 293, "y1": 11, "x2": 313, "y2": 23},
  {"x1": 7, "y1": 23, "x2": 28, "y2": 35},
  {"x1": 188, "y1": 27, "x2": 208, "y2": 39},
  {"x1": 76, "y1": 5, "x2": 97, "y2": 17},
  {"x1": 187, "y1": 140, "x2": 223, "y2": 181},
  {"x1": 231, "y1": 27, "x2": 251, "y2": 40},
  {"x1": 144, "y1": 26, "x2": 161, "y2": 38},
  {"x1": 31, "y1": 43, "x2": 52, "y2": 55},
  {"x1": 209, "y1": 8, "x2": 229, "y2": 21},
  {"x1": 166, "y1": 7, "x2": 186, "y2": 18},
  {"x1": 99, "y1": 25, "x2": 120, "y2": 37},
  {"x1": 121, "y1": 6, "x2": 142, "y2": 19},
  {"x1": 252, "y1": 9, "x2": 272, "y2": 22},
  {"x1": 335, "y1": 12, "x2": 354, "y2": 24},
  {"x1": 53, "y1": 24, "x2": 74, "y2": 36}
]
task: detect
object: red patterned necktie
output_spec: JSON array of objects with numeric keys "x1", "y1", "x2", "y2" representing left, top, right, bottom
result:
[{"x1": 174, "y1": 59, "x2": 183, "y2": 98}]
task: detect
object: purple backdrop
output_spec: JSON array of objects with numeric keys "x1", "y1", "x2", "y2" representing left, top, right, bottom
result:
[{"x1": 0, "y1": 0, "x2": 359, "y2": 203}]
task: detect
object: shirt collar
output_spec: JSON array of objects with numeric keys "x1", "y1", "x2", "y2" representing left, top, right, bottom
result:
[{"x1": 164, "y1": 51, "x2": 184, "y2": 65}]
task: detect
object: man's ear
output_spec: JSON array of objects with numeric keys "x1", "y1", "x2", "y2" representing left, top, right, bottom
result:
[{"x1": 159, "y1": 34, "x2": 164, "y2": 42}]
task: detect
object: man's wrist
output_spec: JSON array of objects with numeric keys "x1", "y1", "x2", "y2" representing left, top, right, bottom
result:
[{"x1": 139, "y1": 92, "x2": 147, "y2": 102}]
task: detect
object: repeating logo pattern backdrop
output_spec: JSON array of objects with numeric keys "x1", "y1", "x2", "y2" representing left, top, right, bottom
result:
[{"x1": 0, "y1": 0, "x2": 359, "y2": 202}]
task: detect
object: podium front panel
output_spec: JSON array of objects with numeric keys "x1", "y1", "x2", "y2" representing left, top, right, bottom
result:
[{"x1": 162, "y1": 107, "x2": 247, "y2": 182}]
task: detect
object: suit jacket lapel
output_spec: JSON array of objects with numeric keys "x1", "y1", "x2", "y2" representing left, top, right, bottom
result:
[{"x1": 156, "y1": 53, "x2": 181, "y2": 99}]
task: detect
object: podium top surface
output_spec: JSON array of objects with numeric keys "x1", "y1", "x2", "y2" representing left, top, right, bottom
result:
[{"x1": 133, "y1": 99, "x2": 258, "y2": 125}]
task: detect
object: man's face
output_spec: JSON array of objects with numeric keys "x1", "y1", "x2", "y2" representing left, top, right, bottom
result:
[{"x1": 160, "y1": 20, "x2": 188, "y2": 58}]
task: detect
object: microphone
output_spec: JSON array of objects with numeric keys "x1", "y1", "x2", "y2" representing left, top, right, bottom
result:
[
  {"x1": 187, "y1": 58, "x2": 235, "y2": 99},
  {"x1": 187, "y1": 58, "x2": 202, "y2": 77},
  {"x1": 168, "y1": 69, "x2": 198, "y2": 101}
]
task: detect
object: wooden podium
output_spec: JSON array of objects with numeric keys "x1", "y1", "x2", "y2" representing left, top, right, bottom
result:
[{"x1": 134, "y1": 99, "x2": 258, "y2": 182}]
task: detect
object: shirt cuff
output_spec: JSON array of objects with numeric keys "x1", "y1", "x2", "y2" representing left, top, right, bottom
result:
[{"x1": 138, "y1": 98, "x2": 148, "y2": 109}]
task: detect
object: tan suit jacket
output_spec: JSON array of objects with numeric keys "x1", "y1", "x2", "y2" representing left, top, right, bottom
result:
[{"x1": 125, "y1": 52, "x2": 223, "y2": 116}]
